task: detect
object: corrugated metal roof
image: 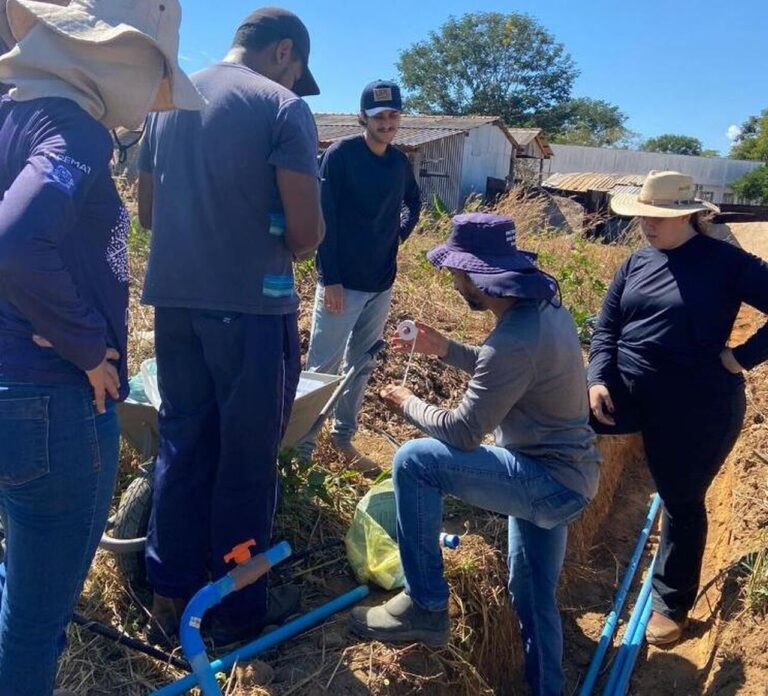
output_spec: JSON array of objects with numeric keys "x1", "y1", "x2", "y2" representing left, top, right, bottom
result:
[
  {"x1": 611, "y1": 184, "x2": 643, "y2": 197},
  {"x1": 314, "y1": 113, "x2": 517, "y2": 150},
  {"x1": 507, "y1": 128, "x2": 539, "y2": 146},
  {"x1": 507, "y1": 128, "x2": 554, "y2": 157},
  {"x1": 543, "y1": 172, "x2": 647, "y2": 193}
]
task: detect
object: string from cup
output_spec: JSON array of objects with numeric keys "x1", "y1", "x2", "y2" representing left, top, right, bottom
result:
[{"x1": 398, "y1": 320, "x2": 418, "y2": 387}]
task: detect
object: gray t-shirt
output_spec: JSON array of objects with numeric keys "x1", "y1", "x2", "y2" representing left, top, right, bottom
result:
[
  {"x1": 138, "y1": 62, "x2": 319, "y2": 314},
  {"x1": 403, "y1": 300, "x2": 600, "y2": 499}
]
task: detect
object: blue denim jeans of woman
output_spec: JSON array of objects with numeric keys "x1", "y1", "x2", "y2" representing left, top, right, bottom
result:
[
  {"x1": 392, "y1": 438, "x2": 589, "y2": 696},
  {"x1": 0, "y1": 383, "x2": 120, "y2": 696}
]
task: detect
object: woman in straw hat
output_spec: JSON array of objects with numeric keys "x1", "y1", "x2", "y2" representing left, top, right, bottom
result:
[
  {"x1": 0, "y1": 2, "x2": 201, "y2": 693},
  {"x1": 588, "y1": 171, "x2": 768, "y2": 645}
]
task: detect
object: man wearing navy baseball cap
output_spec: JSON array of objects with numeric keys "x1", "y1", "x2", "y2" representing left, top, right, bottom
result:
[
  {"x1": 360, "y1": 79, "x2": 402, "y2": 115},
  {"x1": 300, "y1": 80, "x2": 421, "y2": 471}
]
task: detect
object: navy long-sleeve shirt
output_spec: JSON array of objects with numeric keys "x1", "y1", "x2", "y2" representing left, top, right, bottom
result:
[
  {"x1": 316, "y1": 135, "x2": 421, "y2": 292},
  {"x1": 588, "y1": 234, "x2": 768, "y2": 392},
  {"x1": 0, "y1": 96, "x2": 129, "y2": 397}
]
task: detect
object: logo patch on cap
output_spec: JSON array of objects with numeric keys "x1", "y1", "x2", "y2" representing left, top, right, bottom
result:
[{"x1": 373, "y1": 87, "x2": 393, "y2": 102}]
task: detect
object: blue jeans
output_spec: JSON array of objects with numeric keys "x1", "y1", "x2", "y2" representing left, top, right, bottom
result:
[
  {"x1": 392, "y1": 438, "x2": 589, "y2": 696},
  {"x1": 301, "y1": 284, "x2": 392, "y2": 452},
  {"x1": 0, "y1": 383, "x2": 119, "y2": 696},
  {"x1": 146, "y1": 308, "x2": 300, "y2": 628}
]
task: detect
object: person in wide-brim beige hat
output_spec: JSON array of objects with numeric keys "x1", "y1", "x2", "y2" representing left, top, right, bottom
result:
[
  {"x1": 611, "y1": 170, "x2": 719, "y2": 218},
  {"x1": 1, "y1": 0, "x2": 204, "y2": 112}
]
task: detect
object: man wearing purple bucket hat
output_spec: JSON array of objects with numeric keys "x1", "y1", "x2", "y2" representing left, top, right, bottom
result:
[{"x1": 349, "y1": 213, "x2": 600, "y2": 696}]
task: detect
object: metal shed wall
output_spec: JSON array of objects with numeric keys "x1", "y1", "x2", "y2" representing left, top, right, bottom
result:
[
  {"x1": 414, "y1": 132, "x2": 466, "y2": 211},
  {"x1": 549, "y1": 145, "x2": 763, "y2": 204},
  {"x1": 460, "y1": 123, "x2": 514, "y2": 202}
]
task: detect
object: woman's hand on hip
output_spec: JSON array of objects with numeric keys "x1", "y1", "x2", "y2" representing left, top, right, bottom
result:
[
  {"x1": 87, "y1": 348, "x2": 121, "y2": 414},
  {"x1": 588, "y1": 384, "x2": 616, "y2": 426}
]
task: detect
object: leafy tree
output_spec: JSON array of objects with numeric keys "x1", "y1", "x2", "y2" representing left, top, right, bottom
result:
[
  {"x1": 731, "y1": 165, "x2": 768, "y2": 204},
  {"x1": 640, "y1": 134, "x2": 703, "y2": 156},
  {"x1": 548, "y1": 97, "x2": 632, "y2": 147},
  {"x1": 700, "y1": 149, "x2": 720, "y2": 158},
  {"x1": 730, "y1": 110, "x2": 768, "y2": 161},
  {"x1": 397, "y1": 12, "x2": 577, "y2": 127}
]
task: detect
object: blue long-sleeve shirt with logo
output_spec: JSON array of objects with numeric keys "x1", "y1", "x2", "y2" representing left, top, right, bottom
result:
[{"x1": 0, "y1": 96, "x2": 129, "y2": 398}]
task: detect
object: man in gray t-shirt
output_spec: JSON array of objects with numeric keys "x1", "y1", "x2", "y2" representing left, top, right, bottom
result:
[
  {"x1": 137, "y1": 8, "x2": 324, "y2": 647},
  {"x1": 348, "y1": 213, "x2": 600, "y2": 696}
]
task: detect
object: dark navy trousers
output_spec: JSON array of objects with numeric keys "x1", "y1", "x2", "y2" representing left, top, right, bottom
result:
[
  {"x1": 592, "y1": 370, "x2": 745, "y2": 621},
  {"x1": 146, "y1": 307, "x2": 300, "y2": 627}
]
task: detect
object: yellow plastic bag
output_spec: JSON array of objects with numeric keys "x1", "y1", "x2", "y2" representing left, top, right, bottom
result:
[{"x1": 345, "y1": 479, "x2": 404, "y2": 590}]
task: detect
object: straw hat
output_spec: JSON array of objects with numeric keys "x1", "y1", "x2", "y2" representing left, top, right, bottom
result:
[
  {"x1": 2, "y1": 0, "x2": 203, "y2": 111},
  {"x1": 611, "y1": 170, "x2": 719, "y2": 218}
]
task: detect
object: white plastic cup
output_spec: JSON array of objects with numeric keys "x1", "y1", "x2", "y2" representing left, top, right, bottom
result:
[{"x1": 397, "y1": 320, "x2": 417, "y2": 342}]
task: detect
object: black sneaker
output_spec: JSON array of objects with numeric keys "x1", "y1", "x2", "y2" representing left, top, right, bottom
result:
[
  {"x1": 208, "y1": 583, "x2": 302, "y2": 649},
  {"x1": 348, "y1": 591, "x2": 449, "y2": 647}
]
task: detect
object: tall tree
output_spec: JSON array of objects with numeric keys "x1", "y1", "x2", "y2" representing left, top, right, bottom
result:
[
  {"x1": 397, "y1": 12, "x2": 577, "y2": 127},
  {"x1": 640, "y1": 134, "x2": 703, "y2": 156},
  {"x1": 548, "y1": 97, "x2": 632, "y2": 148},
  {"x1": 731, "y1": 166, "x2": 768, "y2": 204},
  {"x1": 730, "y1": 110, "x2": 768, "y2": 161}
]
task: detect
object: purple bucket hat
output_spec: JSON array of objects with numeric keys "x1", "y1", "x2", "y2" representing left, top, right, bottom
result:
[{"x1": 427, "y1": 213, "x2": 558, "y2": 301}]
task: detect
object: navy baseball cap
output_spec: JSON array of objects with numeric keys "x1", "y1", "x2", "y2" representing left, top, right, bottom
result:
[
  {"x1": 360, "y1": 80, "x2": 402, "y2": 116},
  {"x1": 236, "y1": 7, "x2": 319, "y2": 97}
]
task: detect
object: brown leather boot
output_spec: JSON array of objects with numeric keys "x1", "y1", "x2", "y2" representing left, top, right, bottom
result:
[
  {"x1": 146, "y1": 593, "x2": 186, "y2": 647},
  {"x1": 645, "y1": 611, "x2": 686, "y2": 645},
  {"x1": 334, "y1": 442, "x2": 381, "y2": 475}
]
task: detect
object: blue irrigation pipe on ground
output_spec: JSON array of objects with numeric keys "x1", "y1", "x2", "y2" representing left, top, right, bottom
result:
[
  {"x1": 178, "y1": 541, "x2": 292, "y2": 696},
  {"x1": 601, "y1": 551, "x2": 658, "y2": 696},
  {"x1": 579, "y1": 494, "x2": 661, "y2": 696},
  {"x1": 152, "y1": 584, "x2": 370, "y2": 696},
  {"x1": 614, "y1": 587, "x2": 654, "y2": 695}
]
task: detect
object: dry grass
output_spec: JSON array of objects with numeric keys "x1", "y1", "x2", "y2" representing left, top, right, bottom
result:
[{"x1": 54, "y1": 186, "x2": 641, "y2": 695}]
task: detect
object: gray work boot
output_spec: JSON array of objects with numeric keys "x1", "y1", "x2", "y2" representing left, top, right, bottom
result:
[{"x1": 348, "y1": 591, "x2": 449, "y2": 647}]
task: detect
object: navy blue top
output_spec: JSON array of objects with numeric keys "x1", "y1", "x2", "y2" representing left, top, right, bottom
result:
[
  {"x1": 588, "y1": 234, "x2": 768, "y2": 392},
  {"x1": 139, "y1": 62, "x2": 319, "y2": 315},
  {"x1": 316, "y1": 135, "x2": 421, "y2": 291},
  {"x1": 0, "y1": 96, "x2": 129, "y2": 398}
]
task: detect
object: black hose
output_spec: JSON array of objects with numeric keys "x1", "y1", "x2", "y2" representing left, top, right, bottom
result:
[{"x1": 72, "y1": 611, "x2": 190, "y2": 671}]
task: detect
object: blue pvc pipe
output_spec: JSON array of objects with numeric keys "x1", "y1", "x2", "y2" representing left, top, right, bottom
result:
[
  {"x1": 601, "y1": 552, "x2": 658, "y2": 696},
  {"x1": 579, "y1": 494, "x2": 661, "y2": 696},
  {"x1": 152, "y1": 585, "x2": 370, "y2": 696},
  {"x1": 178, "y1": 541, "x2": 292, "y2": 696},
  {"x1": 614, "y1": 588, "x2": 654, "y2": 695}
]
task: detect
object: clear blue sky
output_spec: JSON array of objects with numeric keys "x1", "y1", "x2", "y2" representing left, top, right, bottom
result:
[{"x1": 178, "y1": 0, "x2": 768, "y2": 155}]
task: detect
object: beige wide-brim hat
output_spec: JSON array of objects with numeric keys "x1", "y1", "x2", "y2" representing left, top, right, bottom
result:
[
  {"x1": 2, "y1": 0, "x2": 204, "y2": 111},
  {"x1": 611, "y1": 170, "x2": 719, "y2": 218}
]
